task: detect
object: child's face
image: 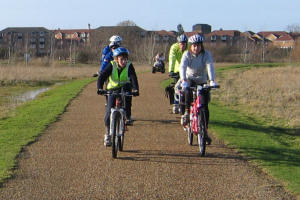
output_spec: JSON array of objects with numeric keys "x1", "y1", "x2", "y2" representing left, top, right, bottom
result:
[
  {"x1": 117, "y1": 56, "x2": 128, "y2": 68},
  {"x1": 190, "y1": 43, "x2": 201, "y2": 55}
]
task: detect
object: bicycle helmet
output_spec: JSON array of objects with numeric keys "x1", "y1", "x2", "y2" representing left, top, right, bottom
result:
[
  {"x1": 188, "y1": 34, "x2": 204, "y2": 44},
  {"x1": 113, "y1": 47, "x2": 130, "y2": 57},
  {"x1": 177, "y1": 34, "x2": 188, "y2": 43},
  {"x1": 109, "y1": 35, "x2": 123, "y2": 43},
  {"x1": 109, "y1": 41, "x2": 120, "y2": 49}
]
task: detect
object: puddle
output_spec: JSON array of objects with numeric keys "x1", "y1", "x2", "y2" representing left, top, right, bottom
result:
[{"x1": 14, "y1": 87, "x2": 50, "y2": 103}]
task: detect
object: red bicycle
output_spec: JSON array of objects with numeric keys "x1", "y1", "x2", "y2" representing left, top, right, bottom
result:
[{"x1": 184, "y1": 84, "x2": 219, "y2": 156}]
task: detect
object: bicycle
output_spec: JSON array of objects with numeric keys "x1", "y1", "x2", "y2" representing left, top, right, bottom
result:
[
  {"x1": 183, "y1": 84, "x2": 219, "y2": 156},
  {"x1": 103, "y1": 88, "x2": 133, "y2": 158}
]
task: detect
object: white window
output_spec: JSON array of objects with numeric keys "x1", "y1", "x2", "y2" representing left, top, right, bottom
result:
[
  {"x1": 30, "y1": 44, "x2": 36, "y2": 48},
  {"x1": 39, "y1": 38, "x2": 45, "y2": 42},
  {"x1": 39, "y1": 44, "x2": 45, "y2": 49},
  {"x1": 211, "y1": 35, "x2": 217, "y2": 41},
  {"x1": 40, "y1": 31, "x2": 45, "y2": 37},
  {"x1": 221, "y1": 35, "x2": 227, "y2": 41}
]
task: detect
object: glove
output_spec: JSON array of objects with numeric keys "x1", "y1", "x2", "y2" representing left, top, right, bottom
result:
[
  {"x1": 169, "y1": 72, "x2": 174, "y2": 77},
  {"x1": 209, "y1": 80, "x2": 217, "y2": 87},
  {"x1": 97, "y1": 89, "x2": 106, "y2": 95},
  {"x1": 181, "y1": 81, "x2": 189, "y2": 90},
  {"x1": 132, "y1": 90, "x2": 139, "y2": 96}
]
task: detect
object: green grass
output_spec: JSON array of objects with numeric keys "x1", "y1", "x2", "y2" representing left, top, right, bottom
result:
[
  {"x1": 0, "y1": 78, "x2": 95, "y2": 184},
  {"x1": 209, "y1": 101, "x2": 300, "y2": 194}
]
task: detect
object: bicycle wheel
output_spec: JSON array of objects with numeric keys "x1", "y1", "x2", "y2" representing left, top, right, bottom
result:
[
  {"x1": 112, "y1": 112, "x2": 121, "y2": 158},
  {"x1": 197, "y1": 111, "x2": 206, "y2": 157},
  {"x1": 118, "y1": 119, "x2": 125, "y2": 151},
  {"x1": 187, "y1": 121, "x2": 193, "y2": 145}
]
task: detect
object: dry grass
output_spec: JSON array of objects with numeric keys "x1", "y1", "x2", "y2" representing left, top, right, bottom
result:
[
  {"x1": 216, "y1": 65, "x2": 300, "y2": 127},
  {"x1": 0, "y1": 65, "x2": 99, "y2": 85}
]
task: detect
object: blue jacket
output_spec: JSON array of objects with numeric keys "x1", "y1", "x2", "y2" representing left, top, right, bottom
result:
[{"x1": 100, "y1": 45, "x2": 113, "y2": 72}]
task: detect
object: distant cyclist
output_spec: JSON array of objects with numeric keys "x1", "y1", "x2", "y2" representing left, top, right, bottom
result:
[
  {"x1": 168, "y1": 34, "x2": 188, "y2": 114},
  {"x1": 97, "y1": 47, "x2": 139, "y2": 146},
  {"x1": 179, "y1": 34, "x2": 217, "y2": 144},
  {"x1": 98, "y1": 35, "x2": 123, "y2": 74}
]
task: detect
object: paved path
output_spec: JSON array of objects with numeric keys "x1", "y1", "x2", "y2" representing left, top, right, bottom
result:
[{"x1": 0, "y1": 69, "x2": 295, "y2": 199}]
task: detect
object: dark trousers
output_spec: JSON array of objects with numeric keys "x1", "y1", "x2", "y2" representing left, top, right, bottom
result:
[{"x1": 104, "y1": 93, "x2": 132, "y2": 127}]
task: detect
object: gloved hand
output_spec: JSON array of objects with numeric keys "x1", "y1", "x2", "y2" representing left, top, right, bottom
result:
[
  {"x1": 181, "y1": 81, "x2": 189, "y2": 90},
  {"x1": 169, "y1": 72, "x2": 174, "y2": 77},
  {"x1": 132, "y1": 90, "x2": 139, "y2": 96},
  {"x1": 209, "y1": 80, "x2": 217, "y2": 87},
  {"x1": 97, "y1": 89, "x2": 106, "y2": 95}
]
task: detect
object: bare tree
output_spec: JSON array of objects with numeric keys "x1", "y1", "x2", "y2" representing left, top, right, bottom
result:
[
  {"x1": 287, "y1": 23, "x2": 300, "y2": 33},
  {"x1": 116, "y1": 20, "x2": 137, "y2": 26}
]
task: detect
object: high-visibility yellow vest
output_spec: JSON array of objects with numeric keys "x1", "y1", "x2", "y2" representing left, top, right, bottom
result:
[{"x1": 107, "y1": 61, "x2": 130, "y2": 90}]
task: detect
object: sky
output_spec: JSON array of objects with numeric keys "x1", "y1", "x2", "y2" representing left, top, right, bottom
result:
[{"x1": 1, "y1": 0, "x2": 300, "y2": 33}]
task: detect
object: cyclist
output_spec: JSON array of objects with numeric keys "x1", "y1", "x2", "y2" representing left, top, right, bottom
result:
[
  {"x1": 179, "y1": 34, "x2": 217, "y2": 144},
  {"x1": 97, "y1": 47, "x2": 139, "y2": 146},
  {"x1": 98, "y1": 35, "x2": 123, "y2": 74},
  {"x1": 168, "y1": 34, "x2": 188, "y2": 114},
  {"x1": 153, "y1": 52, "x2": 165, "y2": 71}
]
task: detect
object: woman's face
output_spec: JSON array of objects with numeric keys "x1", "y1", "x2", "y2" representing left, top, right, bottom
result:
[
  {"x1": 190, "y1": 43, "x2": 201, "y2": 55},
  {"x1": 179, "y1": 42, "x2": 187, "y2": 52},
  {"x1": 117, "y1": 56, "x2": 128, "y2": 67}
]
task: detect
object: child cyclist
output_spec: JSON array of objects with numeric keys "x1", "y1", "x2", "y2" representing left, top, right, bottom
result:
[
  {"x1": 179, "y1": 34, "x2": 217, "y2": 145},
  {"x1": 97, "y1": 47, "x2": 139, "y2": 146}
]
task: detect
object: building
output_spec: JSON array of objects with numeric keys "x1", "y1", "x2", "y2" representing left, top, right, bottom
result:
[
  {"x1": 53, "y1": 29, "x2": 91, "y2": 49},
  {"x1": 192, "y1": 24, "x2": 211, "y2": 34},
  {"x1": 0, "y1": 27, "x2": 51, "y2": 56},
  {"x1": 256, "y1": 31, "x2": 294, "y2": 48}
]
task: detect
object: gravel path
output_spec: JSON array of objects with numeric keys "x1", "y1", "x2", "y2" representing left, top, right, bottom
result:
[{"x1": 0, "y1": 68, "x2": 295, "y2": 199}]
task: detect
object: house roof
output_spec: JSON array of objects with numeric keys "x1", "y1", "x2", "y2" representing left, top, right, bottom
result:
[
  {"x1": 95, "y1": 25, "x2": 146, "y2": 32},
  {"x1": 151, "y1": 30, "x2": 176, "y2": 37},
  {"x1": 53, "y1": 29, "x2": 91, "y2": 34},
  {"x1": 257, "y1": 31, "x2": 294, "y2": 41},
  {"x1": 1, "y1": 27, "x2": 49, "y2": 33},
  {"x1": 206, "y1": 30, "x2": 241, "y2": 36}
]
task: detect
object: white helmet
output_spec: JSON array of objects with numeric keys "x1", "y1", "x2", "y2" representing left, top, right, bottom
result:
[
  {"x1": 109, "y1": 35, "x2": 122, "y2": 43},
  {"x1": 188, "y1": 34, "x2": 204, "y2": 44}
]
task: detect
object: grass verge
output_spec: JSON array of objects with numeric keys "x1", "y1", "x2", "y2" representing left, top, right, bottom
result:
[
  {"x1": 209, "y1": 101, "x2": 299, "y2": 195},
  {"x1": 0, "y1": 78, "x2": 95, "y2": 185}
]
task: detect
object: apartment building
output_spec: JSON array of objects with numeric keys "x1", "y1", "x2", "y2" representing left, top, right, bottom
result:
[{"x1": 0, "y1": 27, "x2": 51, "y2": 56}]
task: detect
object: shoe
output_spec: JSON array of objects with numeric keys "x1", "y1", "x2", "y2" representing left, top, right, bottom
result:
[
  {"x1": 172, "y1": 104, "x2": 179, "y2": 114},
  {"x1": 181, "y1": 113, "x2": 189, "y2": 126},
  {"x1": 125, "y1": 117, "x2": 134, "y2": 126},
  {"x1": 104, "y1": 134, "x2": 112, "y2": 146},
  {"x1": 205, "y1": 135, "x2": 212, "y2": 145}
]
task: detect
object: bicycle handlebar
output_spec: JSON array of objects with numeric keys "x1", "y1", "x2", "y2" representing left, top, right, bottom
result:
[
  {"x1": 190, "y1": 85, "x2": 220, "y2": 90},
  {"x1": 101, "y1": 90, "x2": 134, "y2": 97}
]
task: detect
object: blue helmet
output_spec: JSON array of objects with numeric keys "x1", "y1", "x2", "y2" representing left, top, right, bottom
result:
[
  {"x1": 188, "y1": 34, "x2": 204, "y2": 44},
  {"x1": 177, "y1": 34, "x2": 188, "y2": 43},
  {"x1": 113, "y1": 47, "x2": 130, "y2": 57}
]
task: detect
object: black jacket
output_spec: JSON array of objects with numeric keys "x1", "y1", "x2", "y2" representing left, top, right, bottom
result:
[{"x1": 97, "y1": 61, "x2": 139, "y2": 91}]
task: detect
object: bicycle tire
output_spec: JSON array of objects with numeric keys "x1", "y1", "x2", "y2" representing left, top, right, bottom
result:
[
  {"x1": 187, "y1": 121, "x2": 193, "y2": 145},
  {"x1": 112, "y1": 112, "x2": 121, "y2": 158},
  {"x1": 198, "y1": 110, "x2": 206, "y2": 157},
  {"x1": 118, "y1": 124, "x2": 124, "y2": 151}
]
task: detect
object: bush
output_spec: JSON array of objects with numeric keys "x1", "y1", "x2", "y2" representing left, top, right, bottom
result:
[{"x1": 76, "y1": 51, "x2": 90, "y2": 64}]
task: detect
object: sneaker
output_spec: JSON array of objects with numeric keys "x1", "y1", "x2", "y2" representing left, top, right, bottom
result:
[
  {"x1": 104, "y1": 134, "x2": 111, "y2": 146},
  {"x1": 125, "y1": 117, "x2": 134, "y2": 126},
  {"x1": 172, "y1": 104, "x2": 179, "y2": 114},
  {"x1": 205, "y1": 135, "x2": 212, "y2": 145},
  {"x1": 181, "y1": 113, "x2": 189, "y2": 126}
]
